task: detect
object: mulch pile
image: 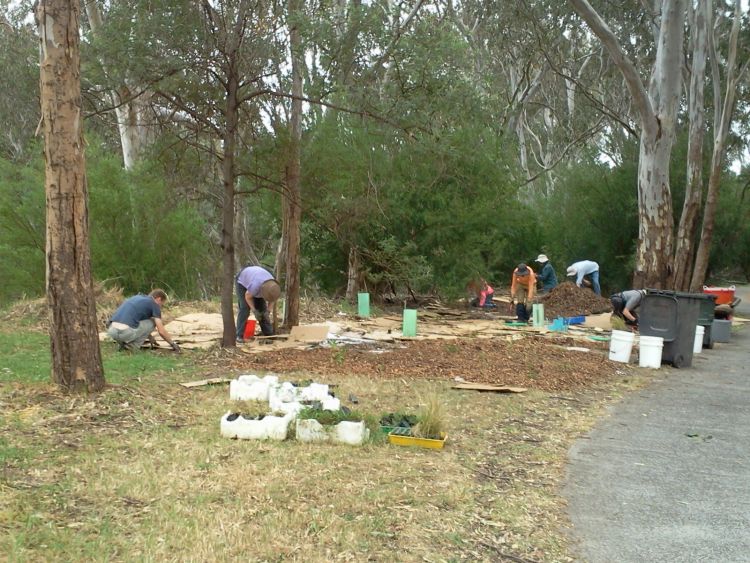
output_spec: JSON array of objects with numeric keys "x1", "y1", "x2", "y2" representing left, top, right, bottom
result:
[
  {"x1": 233, "y1": 337, "x2": 624, "y2": 392},
  {"x1": 539, "y1": 281, "x2": 612, "y2": 318}
]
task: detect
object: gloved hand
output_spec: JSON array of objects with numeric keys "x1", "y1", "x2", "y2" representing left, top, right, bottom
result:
[{"x1": 170, "y1": 341, "x2": 181, "y2": 353}]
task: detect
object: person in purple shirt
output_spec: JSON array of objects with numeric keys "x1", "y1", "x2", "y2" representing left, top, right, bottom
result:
[{"x1": 235, "y1": 265, "x2": 281, "y2": 342}]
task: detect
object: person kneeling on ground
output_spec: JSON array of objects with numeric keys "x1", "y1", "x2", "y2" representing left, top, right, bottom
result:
[
  {"x1": 236, "y1": 265, "x2": 282, "y2": 343},
  {"x1": 468, "y1": 278, "x2": 496, "y2": 309},
  {"x1": 610, "y1": 289, "x2": 646, "y2": 328},
  {"x1": 106, "y1": 289, "x2": 180, "y2": 352},
  {"x1": 510, "y1": 263, "x2": 536, "y2": 322}
]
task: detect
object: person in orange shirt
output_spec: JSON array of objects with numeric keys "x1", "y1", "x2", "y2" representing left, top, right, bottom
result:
[{"x1": 510, "y1": 263, "x2": 536, "y2": 322}]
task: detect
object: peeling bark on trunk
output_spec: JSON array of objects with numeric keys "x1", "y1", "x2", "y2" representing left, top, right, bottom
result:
[
  {"x1": 37, "y1": 0, "x2": 104, "y2": 392},
  {"x1": 634, "y1": 136, "x2": 675, "y2": 288},
  {"x1": 673, "y1": 0, "x2": 709, "y2": 291}
]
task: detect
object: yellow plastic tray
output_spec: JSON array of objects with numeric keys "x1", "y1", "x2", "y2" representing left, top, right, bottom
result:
[{"x1": 388, "y1": 432, "x2": 447, "y2": 449}]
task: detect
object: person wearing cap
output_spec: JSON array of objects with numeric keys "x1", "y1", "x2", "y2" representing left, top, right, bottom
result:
[
  {"x1": 534, "y1": 254, "x2": 557, "y2": 293},
  {"x1": 510, "y1": 263, "x2": 536, "y2": 322},
  {"x1": 566, "y1": 260, "x2": 601, "y2": 295},
  {"x1": 610, "y1": 289, "x2": 646, "y2": 327},
  {"x1": 106, "y1": 289, "x2": 181, "y2": 352},
  {"x1": 236, "y1": 265, "x2": 281, "y2": 342}
]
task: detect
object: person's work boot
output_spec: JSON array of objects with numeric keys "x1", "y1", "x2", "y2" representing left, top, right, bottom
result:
[{"x1": 118, "y1": 342, "x2": 135, "y2": 352}]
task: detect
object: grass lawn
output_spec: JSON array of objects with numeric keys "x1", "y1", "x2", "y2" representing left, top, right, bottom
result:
[{"x1": 0, "y1": 327, "x2": 647, "y2": 561}]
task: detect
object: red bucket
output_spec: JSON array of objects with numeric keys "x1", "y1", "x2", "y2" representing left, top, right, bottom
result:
[
  {"x1": 243, "y1": 319, "x2": 257, "y2": 339},
  {"x1": 703, "y1": 285, "x2": 735, "y2": 305}
]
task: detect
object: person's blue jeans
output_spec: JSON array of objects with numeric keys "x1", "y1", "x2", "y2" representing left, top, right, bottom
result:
[
  {"x1": 589, "y1": 270, "x2": 601, "y2": 295},
  {"x1": 236, "y1": 281, "x2": 273, "y2": 338}
]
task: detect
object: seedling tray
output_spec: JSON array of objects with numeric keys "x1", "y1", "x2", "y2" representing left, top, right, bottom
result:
[{"x1": 388, "y1": 427, "x2": 447, "y2": 449}]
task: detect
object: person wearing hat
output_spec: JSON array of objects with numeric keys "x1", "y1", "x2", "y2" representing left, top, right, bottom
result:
[
  {"x1": 236, "y1": 265, "x2": 282, "y2": 342},
  {"x1": 610, "y1": 289, "x2": 646, "y2": 328},
  {"x1": 566, "y1": 260, "x2": 601, "y2": 295},
  {"x1": 510, "y1": 263, "x2": 536, "y2": 322},
  {"x1": 534, "y1": 254, "x2": 557, "y2": 293}
]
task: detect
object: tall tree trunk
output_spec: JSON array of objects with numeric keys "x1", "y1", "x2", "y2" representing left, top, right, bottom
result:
[
  {"x1": 634, "y1": 135, "x2": 675, "y2": 288},
  {"x1": 282, "y1": 0, "x2": 303, "y2": 329},
  {"x1": 220, "y1": 68, "x2": 240, "y2": 347},
  {"x1": 673, "y1": 0, "x2": 709, "y2": 291},
  {"x1": 36, "y1": 0, "x2": 104, "y2": 392}
]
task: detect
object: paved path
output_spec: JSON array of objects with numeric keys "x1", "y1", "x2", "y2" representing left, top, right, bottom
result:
[{"x1": 565, "y1": 287, "x2": 750, "y2": 562}]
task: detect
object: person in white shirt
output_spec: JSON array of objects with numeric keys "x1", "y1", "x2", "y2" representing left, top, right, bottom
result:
[{"x1": 566, "y1": 260, "x2": 601, "y2": 295}]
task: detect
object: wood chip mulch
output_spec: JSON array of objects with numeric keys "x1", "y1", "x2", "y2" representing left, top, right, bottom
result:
[
  {"x1": 539, "y1": 281, "x2": 613, "y2": 318},
  {"x1": 230, "y1": 337, "x2": 625, "y2": 392}
]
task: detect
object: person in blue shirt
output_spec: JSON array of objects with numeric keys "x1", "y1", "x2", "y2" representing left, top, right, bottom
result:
[{"x1": 106, "y1": 289, "x2": 180, "y2": 352}]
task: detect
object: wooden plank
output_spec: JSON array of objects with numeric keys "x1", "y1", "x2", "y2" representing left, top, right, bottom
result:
[
  {"x1": 451, "y1": 383, "x2": 527, "y2": 393},
  {"x1": 180, "y1": 377, "x2": 232, "y2": 388}
]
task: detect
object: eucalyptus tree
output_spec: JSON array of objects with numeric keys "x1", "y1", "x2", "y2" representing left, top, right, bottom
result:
[
  {"x1": 570, "y1": 0, "x2": 687, "y2": 288},
  {"x1": 35, "y1": 0, "x2": 104, "y2": 391}
]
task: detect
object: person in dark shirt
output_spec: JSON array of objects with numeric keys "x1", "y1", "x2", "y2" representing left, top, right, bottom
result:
[
  {"x1": 534, "y1": 254, "x2": 558, "y2": 293},
  {"x1": 106, "y1": 289, "x2": 180, "y2": 352},
  {"x1": 610, "y1": 289, "x2": 646, "y2": 327}
]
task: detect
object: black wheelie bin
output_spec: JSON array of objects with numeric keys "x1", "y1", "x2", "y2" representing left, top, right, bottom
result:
[{"x1": 639, "y1": 290, "x2": 702, "y2": 368}]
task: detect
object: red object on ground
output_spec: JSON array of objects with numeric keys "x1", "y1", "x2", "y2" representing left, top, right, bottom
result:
[
  {"x1": 703, "y1": 285, "x2": 735, "y2": 305},
  {"x1": 243, "y1": 319, "x2": 257, "y2": 339}
]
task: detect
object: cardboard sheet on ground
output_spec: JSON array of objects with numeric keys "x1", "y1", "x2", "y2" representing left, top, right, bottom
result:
[
  {"x1": 582, "y1": 312, "x2": 612, "y2": 330},
  {"x1": 98, "y1": 313, "x2": 224, "y2": 350}
]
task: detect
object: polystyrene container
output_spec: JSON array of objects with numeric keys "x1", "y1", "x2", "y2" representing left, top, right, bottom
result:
[
  {"x1": 295, "y1": 419, "x2": 369, "y2": 445},
  {"x1": 220, "y1": 411, "x2": 293, "y2": 440}
]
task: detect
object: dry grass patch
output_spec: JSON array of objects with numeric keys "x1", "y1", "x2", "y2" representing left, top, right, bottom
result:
[{"x1": 1, "y1": 368, "x2": 653, "y2": 561}]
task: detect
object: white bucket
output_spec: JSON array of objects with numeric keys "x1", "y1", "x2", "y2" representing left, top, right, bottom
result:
[
  {"x1": 693, "y1": 325, "x2": 705, "y2": 354},
  {"x1": 609, "y1": 330, "x2": 635, "y2": 363},
  {"x1": 638, "y1": 335, "x2": 663, "y2": 368}
]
